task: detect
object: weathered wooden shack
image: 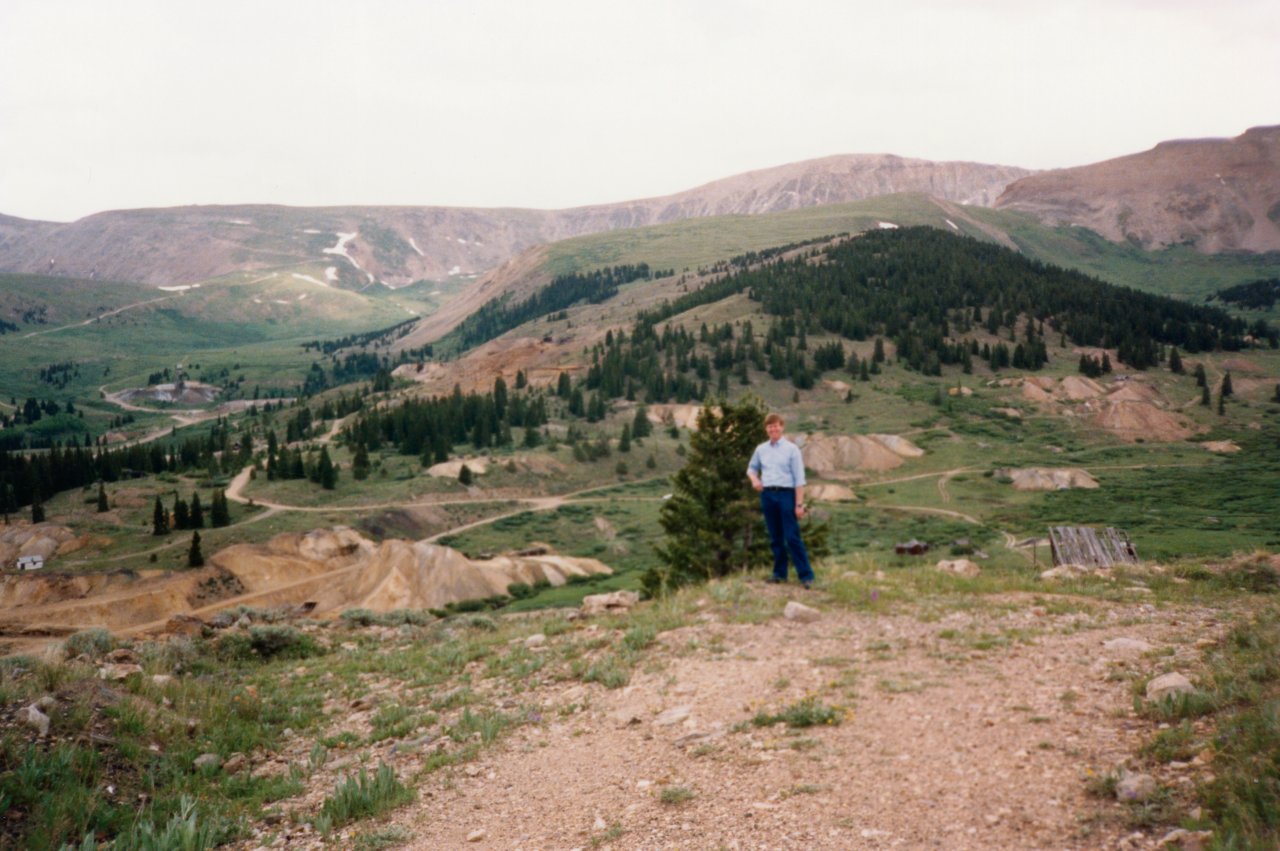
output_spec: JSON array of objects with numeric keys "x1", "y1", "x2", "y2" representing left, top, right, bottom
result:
[{"x1": 1049, "y1": 526, "x2": 1138, "y2": 568}]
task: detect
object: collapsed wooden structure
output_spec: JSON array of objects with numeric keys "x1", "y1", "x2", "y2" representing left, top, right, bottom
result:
[{"x1": 1049, "y1": 526, "x2": 1138, "y2": 568}]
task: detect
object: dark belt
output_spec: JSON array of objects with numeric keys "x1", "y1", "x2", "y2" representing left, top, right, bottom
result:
[{"x1": 763, "y1": 486, "x2": 792, "y2": 492}]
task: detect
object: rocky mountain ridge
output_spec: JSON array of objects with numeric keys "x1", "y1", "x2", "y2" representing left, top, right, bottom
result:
[
  {"x1": 0, "y1": 155, "x2": 1027, "y2": 287},
  {"x1": 996, "y1": 125, "x2": 1280, "y2": 252}
]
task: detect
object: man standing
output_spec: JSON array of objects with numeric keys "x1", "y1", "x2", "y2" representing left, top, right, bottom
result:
[{"x1": 746, "y1": 412, "x2": 814, "y2": 587}]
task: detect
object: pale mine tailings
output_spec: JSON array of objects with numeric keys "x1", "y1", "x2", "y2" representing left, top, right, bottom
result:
[{"x1": 0, "y1": 529, "x2": 611, "y2": 639}]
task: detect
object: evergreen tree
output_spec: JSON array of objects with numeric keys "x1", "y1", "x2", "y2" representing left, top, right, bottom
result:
[
  {"x1": 1168, "y1": 347, "x2": 1184, "y2": 374},
  {"x1": 632, "y1": 405, "x2": 652, "y2": 438},
  {"x1": 1218, "y1": 391, "x2": 1226, "y2": 415},
  {"x1": 172, "y1": 495, "x2": 190, "y2": 531},
  {"x1": 210, "y1": 490, "x2": 231, "y2": 528},
  {"x1": 153, "y1": 496, "x2": 169, "y2": 536},
  {"x1": 643, "y1": 396, "x2": 770, "y2": 596},
  {"x1": 31, "y1": 499, "x2": 45, "y2": 524},
  {"x1": 1221, "y1": 372, "x2": 1234, "y2": 398},
  {"x1": 618, "y1": 423, "x2": 632, "y2": 453},
  {"x1": 96, "y1": 481, "x2": 109, "y2": 513},
  {"x1": 1194, "y1": 363, "x2": 1208, "y2": 388},
  {"x1": 1274, "y1": 384, "x2": 1280, "y2": 404},
  {"x1": 1201, "y1": 384, "x2": 1211, "y2": 407},
  {"x1": 190, "y1": 492, "x2": 204, "y2": 528},
  {"x1": 317, "y1": 447, "x2": 337, "y2": 490},
  {"x1": 352, "y1": 442, "x2": 370, "y2": 481},
  {"x1": 188, "y1": 531, "x2": 204, "y2": 568},
  {"x1": 458, "y1": 464, "x2": 473, "y2": 486}
]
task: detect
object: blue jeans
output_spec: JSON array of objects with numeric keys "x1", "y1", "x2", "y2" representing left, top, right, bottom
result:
[{"x1": 760, "y1": 489, "x2": 813, "y2": 582}]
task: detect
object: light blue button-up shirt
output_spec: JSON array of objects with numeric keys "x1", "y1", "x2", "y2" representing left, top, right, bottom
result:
[{"x1": 747, "y1": 439, "x2": 806, "y2": 488}]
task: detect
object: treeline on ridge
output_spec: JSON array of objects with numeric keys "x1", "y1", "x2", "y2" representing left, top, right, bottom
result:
[
  {"x1": 451, "y1": 263, "x2": 670, "y2": 351},
  {"x1": 1212, "y1": 277, "x2": 1280, "y2": 311}
]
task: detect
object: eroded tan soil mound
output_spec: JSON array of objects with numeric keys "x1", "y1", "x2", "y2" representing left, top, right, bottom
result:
[
  {"x1": 1092, "y1": 400, "x2": 1194, "y2": 442},
  {"x1": 1201, "y1": 440, "x2": 1241, "y2": 453},
  {"x1": 1058, "y1": 375, "x2": 1105, "y2": 400},
  {"x1": 210, "y1": 528, "x2": 611, "y2": 615},
  {"x1": 1000, "y1": 467, "x2": 1099, "y2": 491},
  {"x1": 0, "y1": 523, "x2": 80, "y2": 565},
  {"x1": 0, "y1": 529, "x2": 611, "y2": 641},
  {"x1": 646, "y1": 404, "x2": 708, "y2": 430},
  {"x1": 801, "y1": 434, "x2": 923, "y2": 477},
  {"x1": 807, "y1": 483, "x2": 857, "y2": 502}
]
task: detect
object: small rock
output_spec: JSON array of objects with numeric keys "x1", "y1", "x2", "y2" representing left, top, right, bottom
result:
[
  {"x1": 151, "y1": 674, "x2": 174, "y2": 686},
  {"x1": 164, "y1": 614, "x2": 206, "y2": 636},
  {"x1": 1146, "y1": 672, "x2": 1195, "y2": 702},
  {"x1": 580, "y1": 591, "x2": 639, "y2": 616},
  {"x1": 98, "y1": 663, "x2": 143, "y2": 681},
  {"x1": 193, "y1": 753, "x2": 222, "y2": 772},
  {"x1": 783, "y1": 601, "x2": 821, "y2": 623},
  {"x1": 235, "y1": 615, "x2": 252, "y2": 629},
  {"x1": 1157, "y1": 828, "x2": 1213, "y2": 850},
  {"x1": 935, "y1": 558, "x2": 981, "y2": 578},
  {"x1": 467, "y1": 828, "x2": 486, "y2": 842},
  {"x1": 1116, "y1": 772, "x2": 1158, "y2": 803},
  {"x1": 223, "y1": 753, "x2": 248, "y2": 774},
  {"x1": 593, "y1": 815, "x2": 607, "y2": 831},
  {"x1": 465, "y1": 764, "x2": 483, "y2": 777},
  {"x1": 23, "y1": 704, "x2": 50, "y2": 737},
  {"x1": 105, "y1": 648, "x2": 139, "y2": 664},
  {"x1": 654, "y1": 705, "x2": 692, "y2": 727},
  {"x1": 1104, "y1": 637, "x2": 1155, "y2": 655},
  {"x1": 524, "y1": 633, "x2": 547, "y2": 649}
]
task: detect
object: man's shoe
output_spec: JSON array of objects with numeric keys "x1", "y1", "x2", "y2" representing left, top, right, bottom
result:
[{"x1": 801, "y1": 581, "x2": 813, "y2": 590}]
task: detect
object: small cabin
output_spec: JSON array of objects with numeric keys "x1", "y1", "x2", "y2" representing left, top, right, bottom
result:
[{"x1": 16, "y1": 555, "x2": 45, "y2": 571}]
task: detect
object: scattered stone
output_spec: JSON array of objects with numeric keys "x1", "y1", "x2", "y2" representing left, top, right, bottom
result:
[
  {"x1": 783, "y1": 601, "x2": 821, "y2": 623},
  {"x1": 467, "y1": 828, "x2": 486, "y2": 842},
  {"x1": 151, "y1": 674, "x2": 174, "y2": 686},
  {"x1": 654, "y1": 705, "x2": 692, "y2": 727},
  {"x1": 1039, "y1": 564, "x2": 1092, "y2": 581},
  {"x1": 104, "y1": 648, "x2": 139, "y2": 664},
  {"x1": 674, "y1": 731, "x2": 710, "y2": 747},
  {"x1": 1103, "y1": 637, "x2": 1154, "y2": 655},
  {"x1": 524, "y1": 633, "x2": 547, "y2": 649},
  {"x1": 593, "y1": 815, "x2": 607, "y2": 831},
  {"x1": 1158, "y1": 829, "x2": 1213, "y2": 850},
  {"x1": 223, "y1": 753, "x2": 248, "y2": 774},
  {"x1": 1116, "y1": 772, "x2": 1158, "y2": 803},
  {"x1": 581, "y1": 591, "x2": 640, "y2": 615},
  {"x1": 235, "y1": 615, "x2": 252, "y2": 629},
  {"x1": 98, "y1": 663, "x2": 143, "y2": 681},
  {"x1": 23, "y1": 704, "x2": 50, "y2": 737},
  {"x1": 935, "y1": 559, "x2": 981, "y2": 578},
  {"x1": 1146, "y1": 672, "x2": 1195, "y2": 702},
  {"x1": 208, "y1": 612, "x2": 236, "y2": 629},
  {"x1": 194, "y1": 753, "x2": 222, "y2": 772},
  {"x1": 164, "y1": 614, "x2": 206, "y2": 636}
]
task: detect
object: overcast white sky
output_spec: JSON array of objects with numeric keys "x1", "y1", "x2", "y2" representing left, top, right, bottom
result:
[{"x1": 1, "y1": 0, "x2": 1276, "y2": 222}]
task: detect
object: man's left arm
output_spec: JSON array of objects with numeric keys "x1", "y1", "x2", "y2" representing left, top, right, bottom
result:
[{"x1": 790, "y1": 444, "x2": 807, "y2": 517}]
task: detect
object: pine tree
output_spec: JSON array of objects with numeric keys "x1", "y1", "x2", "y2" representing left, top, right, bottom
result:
[
  {"x1": 188, "y1": 531, "x2": 204, "y2": 568},
  {"x1": 96, "y1": 481, "x2": 109, "y2": 513},
  {"x1": 1168, "y1": 347, "x2": 1183, "y2": 374},
  {"x1": 632, "y1": 405, "x2": 652, "y2": 438},
  {"x1": 458, "y1": 464, "x2": 473, "y2": 486},
  {"x1": 210, "y1": 490, "x2": 231, "y2": 528},
  {"x1": 618, "y1": 423, "x2": 632, "y2": 453},
  {"x1": 1221, "y1": 372, "x2": 1234, "y2": 398},
  {"x1": 31, "y1": 499, "x2": 45, "y2": 524},
  {"x1": 1201, "y1": 385, "x2": 1211, "y2": 407},
  {"x1": 643, "y1": 396, "x2": 770, "y2": 596},
  {"x1": 352, "y1": 442, "x2": 370, "y2": 481},
  {"x1": 153, "y1": 496, "x2": 169, "y2": 536},
  {"x1": 172, "y1": 495, "x2": 190, "y2": 531},
  {"x1": 190, "y1": 492, "x2": 204, "y2": 528},
  {"x1": 318, "y1": 447, "x2": 337, "y2": 490},
  {"x1": 1194, "y1": 363, "x2": 1207, "y2": 388}
]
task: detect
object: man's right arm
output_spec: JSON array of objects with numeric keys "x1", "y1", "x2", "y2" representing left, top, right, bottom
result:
[{"x1": 747, "y1": 446, "x2": 764, "y2": 491}]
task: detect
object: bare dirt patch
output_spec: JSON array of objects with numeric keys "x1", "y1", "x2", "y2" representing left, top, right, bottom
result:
[{"x1": 376, "y1": 586, "x2": 1226, "y2": 850}]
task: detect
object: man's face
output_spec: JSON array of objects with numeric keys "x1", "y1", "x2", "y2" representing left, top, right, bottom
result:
[{"x1": 765, "y1": 420, "x2": 784, "y2": 442}]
